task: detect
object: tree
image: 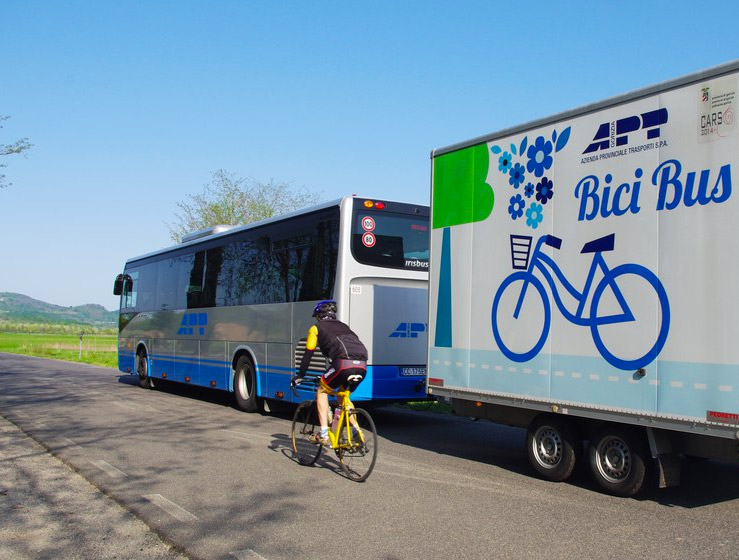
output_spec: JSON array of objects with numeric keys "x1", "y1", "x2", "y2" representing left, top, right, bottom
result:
[
  {"x1": 0, "y1": 116, "x2": 33, "y2": 189},
  {"x1": 167, "y1": 169, "x2": 323, "y2": 242}
]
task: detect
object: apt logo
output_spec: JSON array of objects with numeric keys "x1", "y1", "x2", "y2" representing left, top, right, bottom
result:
[
  {"x1": 583, "y1": 108, "x2": 668, "y2": 154},
  {"x1": 178, "y1": 312, "x2": 208, "y2": 336},
  {"x1": 389, "y1": 322, "x2": 427, "y2": 338}
]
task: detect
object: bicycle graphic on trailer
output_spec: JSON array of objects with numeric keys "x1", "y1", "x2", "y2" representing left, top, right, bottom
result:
[{"x1": 491, "y1": 233, "x2": 670, "y2": 371}]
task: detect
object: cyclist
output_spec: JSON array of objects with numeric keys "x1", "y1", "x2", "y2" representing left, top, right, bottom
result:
[{"x1": 291, "y1": 300, "x2": 368, "y2": 446}]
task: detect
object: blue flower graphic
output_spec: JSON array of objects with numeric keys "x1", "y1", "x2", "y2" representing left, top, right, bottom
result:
[
  {"x1": 526, "y1": 136, "x2": 553, "y2": 178},
  {"x1": 498, "y1": 151, "x2": 513, "y2": 173},
  {"x1": 535, "y1": 177, "x2": 554, "y2": 205},
  {"x1": 525, "y1": 202, "x2": 544, "y2": 229},
  {"x1": 508, "y1": 194, "x2": 525, "y2": 220},
  {"x1": 524, "y1": 182, "x2": 534, "y2": 198},
  {"x1": 508, "y1": 162, "x2": 525, "y2": 189}
]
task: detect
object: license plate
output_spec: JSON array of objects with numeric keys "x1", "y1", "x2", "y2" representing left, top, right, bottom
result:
[{"x1": 400, "y1": 366, "x2": 426, "y2": 377}]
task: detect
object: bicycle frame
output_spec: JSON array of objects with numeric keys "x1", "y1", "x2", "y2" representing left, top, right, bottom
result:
[
  {"x1": 515, "y1": 235, "x2": 635, "y2": 327},
  {"x1": 326, "y1": 388, "x2": 364, "y2": 450}
]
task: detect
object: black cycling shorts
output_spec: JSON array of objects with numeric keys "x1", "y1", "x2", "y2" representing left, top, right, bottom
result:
[{"x1": 321, "y1": 359, "x2": 367, "y2": 391}]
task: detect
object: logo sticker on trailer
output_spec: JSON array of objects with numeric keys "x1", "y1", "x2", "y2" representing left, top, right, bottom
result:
[{"x1": 362, "y1": 232, "x2": 376, "y2": 247}]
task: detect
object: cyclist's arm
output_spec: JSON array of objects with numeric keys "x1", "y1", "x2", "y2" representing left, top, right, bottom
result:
[{"x1": 297, "y1": 325, "x2": 319, "y2": 377}]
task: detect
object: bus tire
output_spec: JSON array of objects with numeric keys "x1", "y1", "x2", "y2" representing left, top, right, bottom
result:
[
  {"x1": 233, "y1": 355, "x2": 260, "y2": 412},
  {"x1": 136, "y1": 350, "x2": 154, "y2": 389}
]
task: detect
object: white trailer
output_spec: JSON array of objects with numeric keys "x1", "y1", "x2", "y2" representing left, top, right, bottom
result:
[{"x1": 427, "y1": 60, "x2": 739, "y2": 496}]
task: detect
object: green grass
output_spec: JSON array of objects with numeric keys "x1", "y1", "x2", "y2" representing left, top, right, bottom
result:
[
  {"x1": 398, "y1": 399, "x2": 453, "y2": 414},
  {"x1": 0, "y1": 332, "x2": 117, "y2": 368}
]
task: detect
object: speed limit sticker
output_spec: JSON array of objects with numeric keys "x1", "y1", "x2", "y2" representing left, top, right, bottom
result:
[
  {"x1": 362, "y1": 232, "x2": 376, "y2": 247},
  {"x1": 361, "y1": 216, "x2": 376, "y2": 231}
]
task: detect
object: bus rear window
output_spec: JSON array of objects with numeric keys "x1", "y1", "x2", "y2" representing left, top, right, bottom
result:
[{"x1": 351, "y1": 209, "x2": 429, "y2": 270}]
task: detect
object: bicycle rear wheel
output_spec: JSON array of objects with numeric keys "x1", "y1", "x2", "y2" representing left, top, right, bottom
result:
[
  {"x1": 292, "y1": 400, "x2": 323, "y2": 466},
  {"x1": 338, "y1": 408, "x2": 378, "y2": 482}
]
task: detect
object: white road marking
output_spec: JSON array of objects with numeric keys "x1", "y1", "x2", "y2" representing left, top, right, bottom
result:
[
  {"x1": 90, "y1": 459, "x2": 127, "y2": 479},
  {"x1": 223, "y1": 430, "x2": 274, "y2": 442},
  {"x1": 670, "y1": 381, "x2": 684, "y2": 388},
  {"x1": 143, "y1": 494, "x2": 198, "y2": 521},
  {"x1": 231, "y1": 550, "x2": 269, "y2": 560},
  {"x1": 57, "y1": 436, "x2": 83, "y2": 450},
  {"x1": 694, "y1": 383, "x2": 707, "y2": 390},
  {"x1": 719, "y1": 385, "x2": 733, "y2": 392}
]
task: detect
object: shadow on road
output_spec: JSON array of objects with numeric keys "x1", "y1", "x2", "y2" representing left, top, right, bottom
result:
[{"x1": 118, "y1": 371, "x2": 739, "y2": 507}]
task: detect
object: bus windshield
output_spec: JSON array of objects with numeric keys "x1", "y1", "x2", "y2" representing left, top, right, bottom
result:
[{"x1": 351, "y1": 208, "x2": 429, "y2": 271}]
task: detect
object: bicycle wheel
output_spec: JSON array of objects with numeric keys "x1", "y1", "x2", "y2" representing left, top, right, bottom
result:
[
  {"x1": 291, "y1": 400, "x2": 323, "y2": 466},
  {"x1": 337, "y1": 408, "x2": 378, "y2": 482},
  {"x1": 492, "y1": 271, "x2": 551, "y2": 362},
  {"x1": 590, "y1": 264, "x2": 670, "y2": 370}
]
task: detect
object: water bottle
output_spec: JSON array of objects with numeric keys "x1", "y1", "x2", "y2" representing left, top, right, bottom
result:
[{"x1": 332, "y1": 407, "x2": 341, "y2": 430}]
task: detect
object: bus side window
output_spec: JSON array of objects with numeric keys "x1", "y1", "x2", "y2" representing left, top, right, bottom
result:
[
  {"x1": 202, "y1": 247, "x2": 223, "y2": 308},
  {"x1": 186, "y1": 251, "x2": 205, "y2": 309},
  {"x1": 137, "y1": 263, "x2": 158, "y2": 312},
  {"x1": 156, "y1": 259, "x2": 179, "y2": 311}
]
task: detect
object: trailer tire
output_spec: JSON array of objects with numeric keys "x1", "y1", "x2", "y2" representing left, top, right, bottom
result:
[
  {"x1": 589, "y1": 426, "x2": 647, "y2": 497},
  {"x1": 526, "y1": 415, "x2": 577, "y2": 482},
  {"x1": 233, "y1": 355, "x2": 260, "y2": 413}
]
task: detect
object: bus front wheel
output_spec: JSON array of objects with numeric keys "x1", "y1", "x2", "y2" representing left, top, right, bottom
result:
[
  {"x1": 136, "y1": 350, "x2": 154, "y2": 389},
  {"x1": 233, "y1": 355, "x2": 260, "y2": 412}
]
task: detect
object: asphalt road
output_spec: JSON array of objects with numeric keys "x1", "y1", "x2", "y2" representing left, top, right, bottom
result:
[{"x1": 1, "y1": 353, "x2": 739, "y2": 560}]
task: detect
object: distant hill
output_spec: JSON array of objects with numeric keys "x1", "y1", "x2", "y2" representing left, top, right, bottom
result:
[{"x1": 0, "y1": 293, "x2": 117, "y2": 327}]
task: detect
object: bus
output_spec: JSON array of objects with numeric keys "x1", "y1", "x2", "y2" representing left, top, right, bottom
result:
[{"x1": 113, "y1": 196, "x2": 429, "y2": 411}]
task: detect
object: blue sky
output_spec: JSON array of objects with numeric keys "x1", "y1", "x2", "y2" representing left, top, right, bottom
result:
[{"x1": 2, "y1": 1, "x2": 738, "y2": 310}]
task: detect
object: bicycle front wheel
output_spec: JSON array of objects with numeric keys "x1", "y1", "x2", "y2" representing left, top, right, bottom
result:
[
  {"x1": 338, "y1": 408, "x2": 378, "y2": 482},
  {"x1": 292, "y1": 400, "x2": 323, "y2": 466}
]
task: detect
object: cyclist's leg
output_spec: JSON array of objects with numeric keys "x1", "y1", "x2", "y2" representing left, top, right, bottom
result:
[
  {"x1": 344, "y1": 366, "x2": 367, "y2": 432},
  {"x1": 316, "y1": 379, "x2": 331, "y2": 430},
  {"x1": 316, "y1": 368, "x2": 341, "y2": 441}
]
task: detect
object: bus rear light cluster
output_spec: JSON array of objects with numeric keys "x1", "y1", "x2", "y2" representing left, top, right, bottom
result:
[{"x1": 363, "y1": 200, "x2": 386, "y2": 209}]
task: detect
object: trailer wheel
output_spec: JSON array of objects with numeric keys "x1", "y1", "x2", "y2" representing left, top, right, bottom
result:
[
  {"x1": 233, "y1": 355, "x2": 260, "y2": 412},
  {"x1": 526, "y1": 415, "x2": 577, "y2": 482},
  {"x1": 588, "y1": 426, "x2": 647, "y2": 497}
]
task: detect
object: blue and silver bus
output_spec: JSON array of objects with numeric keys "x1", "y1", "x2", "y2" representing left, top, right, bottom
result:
[{"x1": 113, "y1": 196, "x2": 429, "y2": 411}]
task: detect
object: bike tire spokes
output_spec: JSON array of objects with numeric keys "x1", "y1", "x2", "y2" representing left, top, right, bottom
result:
[
  {"x1": 291, "y1": 401, "x2": 323, "y2": 466},
  {"x1": 338, "y1": 408, "x2": 378, "y2": 482}
]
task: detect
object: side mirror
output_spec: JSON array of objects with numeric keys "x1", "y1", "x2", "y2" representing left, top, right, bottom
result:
[{"x1": 113, "y1": 274, "x2": 132, "y2": 296}]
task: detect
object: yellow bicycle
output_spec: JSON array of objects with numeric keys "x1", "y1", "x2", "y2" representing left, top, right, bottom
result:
[{"x1": 291, "y1": 380, "x2": 378, "y2": 482}]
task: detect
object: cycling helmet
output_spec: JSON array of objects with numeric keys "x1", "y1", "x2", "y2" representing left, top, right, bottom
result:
[{"x1": 312, "y1": 300, "x2": 337, "y2": 319}]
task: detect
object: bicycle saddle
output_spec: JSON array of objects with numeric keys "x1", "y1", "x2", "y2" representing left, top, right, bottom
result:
[{"x1": 581, "y1": 233, "x2": 615, "y2": 254}]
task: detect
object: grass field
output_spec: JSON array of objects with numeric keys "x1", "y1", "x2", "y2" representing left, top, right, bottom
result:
[{"x1": 0, "y1": 332, "x2": 117, "y2": 368}]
